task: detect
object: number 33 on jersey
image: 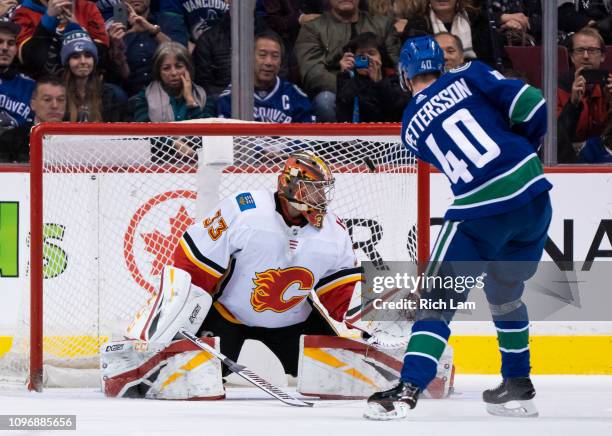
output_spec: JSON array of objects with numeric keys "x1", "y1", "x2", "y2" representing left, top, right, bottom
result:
[{"x1": 401, "y1": 61, "x2": 552, "y2": 220}]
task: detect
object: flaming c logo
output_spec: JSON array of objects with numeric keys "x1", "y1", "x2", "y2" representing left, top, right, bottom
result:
[{"x1": 251, "y1": 267, "x2": 315, "y2": 313}]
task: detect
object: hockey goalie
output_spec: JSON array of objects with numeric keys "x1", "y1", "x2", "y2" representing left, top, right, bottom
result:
[{"x1": 101, "y1": 151, "x2": 453, "y2": 400}]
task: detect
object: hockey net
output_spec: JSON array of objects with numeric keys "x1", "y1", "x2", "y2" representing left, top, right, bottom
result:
[{"x1": 0, "y1": 122, "x2": 428, "y2": 391}]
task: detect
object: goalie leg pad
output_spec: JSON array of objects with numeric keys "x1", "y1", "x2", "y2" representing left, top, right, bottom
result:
[
  {"x1": 126, "y1": 266, "x2": 212, "y2": 344},
  {"x1": 297, "y1": 335, "x2": 454, "y2": 399},
  {"x1": 101, "y1": 338, "x2": 224, "y2": 400}
]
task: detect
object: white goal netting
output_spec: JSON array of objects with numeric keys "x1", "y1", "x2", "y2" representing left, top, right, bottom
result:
[{"x1": 0, "y1": 124, "x2": 422, "y2": 389}]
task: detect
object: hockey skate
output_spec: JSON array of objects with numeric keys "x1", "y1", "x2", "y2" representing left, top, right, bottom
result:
[
  {"x1": 483, "y1": 377, "x2": 538, "y2": 417},
  {"x1": 363, "y1": 381, "x2": 420, "y2": 420}
]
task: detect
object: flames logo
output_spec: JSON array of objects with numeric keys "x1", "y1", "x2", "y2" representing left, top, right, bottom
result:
[{"x1": 251, "y1": 267, "x2": 315, "y2": 313}]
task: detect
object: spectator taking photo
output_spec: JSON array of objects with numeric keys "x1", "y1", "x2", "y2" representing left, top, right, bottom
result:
[
  {"x1": 107, "y1": 0, "x2": 181, "y2": 97},
  {"x1": 14, "y1": 0, "x2": 109, "y2": 77},
  {"x1": 557, "y1": 27, "x2": 612, "y2": 162},
  {"x1": 336, "y1": 32, "x2": 408, "y2": 122}
]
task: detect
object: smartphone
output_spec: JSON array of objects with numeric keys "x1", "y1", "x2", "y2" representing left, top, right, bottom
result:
[
  {"x1": 354, "y1": 55, "x2": 369, "y2": 70},
  {"x1": 62, "y1": 0, "x2": 74, "y2": 15},
  {"x1": 113, "y1": 2, "x2": 129, "y2": 27},
  {"x1": 581, "y1": 68, "x2": 609, "y2": 86}
]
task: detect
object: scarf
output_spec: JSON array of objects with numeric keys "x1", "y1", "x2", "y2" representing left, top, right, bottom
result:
[
  {"x1": 145, "y1": 81, "x2": 207, "y2": 122},
  {"x1": 429, "y1": 8, "x2": 477, "y2": 59}
]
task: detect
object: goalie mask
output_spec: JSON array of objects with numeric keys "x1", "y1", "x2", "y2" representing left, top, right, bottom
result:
[{"x1": 278, "y1": 151, "x2": 335, "y2": 229}]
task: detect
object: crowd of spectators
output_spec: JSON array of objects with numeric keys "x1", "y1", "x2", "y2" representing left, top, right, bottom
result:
[{"x1": 0, "y1": 0, "x2": 611, "y2": 164}]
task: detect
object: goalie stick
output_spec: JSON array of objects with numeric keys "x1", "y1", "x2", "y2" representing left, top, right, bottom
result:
[{"x1": 179, "y1": 329, "x2": 313, "y2": 407}]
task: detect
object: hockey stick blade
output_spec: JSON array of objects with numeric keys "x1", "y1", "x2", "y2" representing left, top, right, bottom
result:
[{"x1": 179, "y1": 329, "x2": 313, "y2": 407}]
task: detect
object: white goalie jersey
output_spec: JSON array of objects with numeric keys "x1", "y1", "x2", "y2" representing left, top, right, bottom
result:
[{"x1": 173, "y1": 190, "x2": 362, "y2": 328}]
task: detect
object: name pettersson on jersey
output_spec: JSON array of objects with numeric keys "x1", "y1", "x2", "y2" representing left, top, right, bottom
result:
[{"x1": 404, "y1": 78, "x2": 473, "y2": 148}]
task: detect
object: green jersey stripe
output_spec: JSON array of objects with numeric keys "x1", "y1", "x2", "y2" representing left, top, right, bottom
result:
[
  {"x1": 451, "y1": 155, "x2": 543, "y2": 207},
  {"x1": 510, "y1": 85, "x2": 545, "y2": 124},
  {"x1": 508, "y1": 84, "x2": 528, "y2": 121},
  {"x1": 453, "y1": 154, "x2": 537, "y2": 200}
]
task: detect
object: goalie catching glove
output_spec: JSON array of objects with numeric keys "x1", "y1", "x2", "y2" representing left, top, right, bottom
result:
[
  {"x1": 344, "y1": 282, "x2": 414, "y2": 349},
  {"x1": 126, "y1": 266, "x2": 212, "y2": 343}
]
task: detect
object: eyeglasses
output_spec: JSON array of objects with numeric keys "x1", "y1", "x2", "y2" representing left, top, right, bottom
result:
[{"x1": 571, "y1": 47, "x2": 604, "y2": 55}]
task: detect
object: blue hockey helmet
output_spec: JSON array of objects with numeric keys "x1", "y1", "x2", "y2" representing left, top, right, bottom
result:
[{"x1": 398, "y1": 35, "x2": 444, "y2": 85}]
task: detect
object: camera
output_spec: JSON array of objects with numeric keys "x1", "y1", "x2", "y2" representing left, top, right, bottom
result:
[
  {"x1": 581, "y1": 69, "x2": 609, "y2": 86},
  {"x1": 113, "y1": 3, "x2": 129, "y2": 27},
  {"x1": 354, "y1": 55, "x2": 369, "y2": 69}
]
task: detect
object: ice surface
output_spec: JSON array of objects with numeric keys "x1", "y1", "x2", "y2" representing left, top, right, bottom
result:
[{"x1": 0, "y1": 376, "x2": 610, "y2": 436}]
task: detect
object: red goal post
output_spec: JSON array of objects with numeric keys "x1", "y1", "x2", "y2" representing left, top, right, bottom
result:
[{"x1": 23, "y1": 122, "x2": 430, "y2": 391}]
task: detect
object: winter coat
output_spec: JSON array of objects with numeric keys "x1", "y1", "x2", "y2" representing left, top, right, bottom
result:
[
  {"x1": 557, "y1": 70, "x2": 609, "y2": 162},
  {"x1": 336, "y1": 72, "x2": 408, "y2": 122},
  {"x1": 14, "y1": 0, "x2": 109, "y2": 78},
  {"x1": 193, "y1": 12, "x2": 232, "y2": 99},
  {"x1": 295, "y1": 11, "x2": 400, "y2": 95}
]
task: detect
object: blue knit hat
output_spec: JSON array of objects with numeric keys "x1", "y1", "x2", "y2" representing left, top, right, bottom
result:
[{"x1": 61, "y1": 30, "x2": 98, "y2": 66}]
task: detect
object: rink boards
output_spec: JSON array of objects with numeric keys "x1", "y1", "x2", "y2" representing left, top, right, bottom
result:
[{"x1": 0, "y1": 169, "x2": 611, "y2": 374}]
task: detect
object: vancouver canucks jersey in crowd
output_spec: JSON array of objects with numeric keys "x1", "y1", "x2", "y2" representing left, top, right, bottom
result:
[
  {"x1": 401, "y1": 61, "x2": 551, "y2": 220},
  {"x1": 217, "y1": 77, "x2": 316, "y2": 123},
  {"x1": 0, "y1": 71, "x2": 35, "y2": 128},
  {"x1": 579, "y1": 136, "x2": 612, "y2": 163},
  {"x1": 159, "y1": 0, "x2": 229, "y2": 42}
]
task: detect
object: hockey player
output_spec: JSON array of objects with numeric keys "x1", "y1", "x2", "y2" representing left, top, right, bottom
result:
[
  {"x1": 133, "y1": 151, "x2": 361, "y2": 379},
  {"x1": 364, "y1": 36, "x2": 552, "y2": 420}
]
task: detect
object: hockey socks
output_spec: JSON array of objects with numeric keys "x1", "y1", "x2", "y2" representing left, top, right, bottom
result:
[
  {"x1": 493, "y1": 300, "x2": 530, "y2": 378},
  {"x1": 496, "y1": 320, "x2": 530, "y2": 378},
  {"x1": 400, "y1": 320, "x2": 451, "y2": 390}
]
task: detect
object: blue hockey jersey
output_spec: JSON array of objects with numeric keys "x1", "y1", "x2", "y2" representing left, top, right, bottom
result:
[
  {"x1": 0, "y1": 72, "x2": 35, "y2": 128},
  {"x1": 579, "y1": 136, "x2": 612, "y2": 163},
  {"x1": 217, "y1": 77, "x2": 316, "y2": 123},
  {"x1": 159, "y1": 0, "x2": 229, "y2": 42},
  {"x1": 401, "y1": 61, "x2": 552, "y2": 220}
]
